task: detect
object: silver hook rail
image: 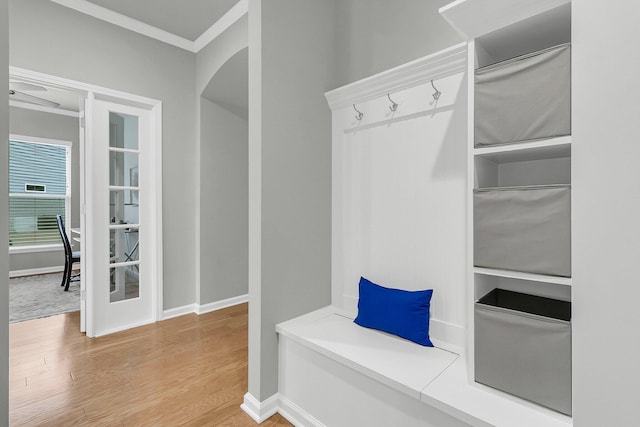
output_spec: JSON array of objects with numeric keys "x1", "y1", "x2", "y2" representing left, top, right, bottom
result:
[
  {"x1": 387, "y1": 93, "x2": 398, "y2": 112},
  {"x1": 353, "y1": 104, "x2": 363, "y2": 121},
  {"x1": 431, "y1": 80, "x2": 442, "y2": 101}
]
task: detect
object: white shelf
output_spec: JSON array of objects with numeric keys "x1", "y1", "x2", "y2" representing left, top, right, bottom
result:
[
  {"x1": 474, "y1": 135, "x2": 571, "y2": 163},
  {"x1": 474, "y1": 267, "x2": 572, "y2": 287}
]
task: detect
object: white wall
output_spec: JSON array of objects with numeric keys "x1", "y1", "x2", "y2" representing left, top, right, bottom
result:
[
  {"x1": 199, "y1": 98, "x2": 248, "y2": 304},
  {"x1": 0, "y1": 0, "x2": 7, "y2": 421},
  {"x1": 332, "y1": 73, "x2": 468, "y2": 347},
  {"x1": 8, "y1": 107, "x2": 80, "y2": 273},
  {"x1": 572, "y1": 2, "x2": 640, "y2": 425},
  {"x1": 9, "y1": 0, "x2": 197, "y2": 310}
]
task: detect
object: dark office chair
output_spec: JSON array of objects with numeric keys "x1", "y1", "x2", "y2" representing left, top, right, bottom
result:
[{"x1": 56, "y1": 215, "x2": 80, "y2": 291}]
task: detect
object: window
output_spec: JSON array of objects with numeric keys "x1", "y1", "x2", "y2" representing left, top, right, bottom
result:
[{"x1": 8, "y1": 135, "x2": 71, "y2": 251}]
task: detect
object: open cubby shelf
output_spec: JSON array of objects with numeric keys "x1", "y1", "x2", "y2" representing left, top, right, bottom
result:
[
  {"x1": 474, "y1": 267, "x2": 572, "y2": 287},
  {"x1": 464, "y1": 0, "x2": 573, "y2": 420}
]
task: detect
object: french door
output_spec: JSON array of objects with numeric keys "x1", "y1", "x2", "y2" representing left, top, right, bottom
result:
[{"x1": 84, "y1": 95, "x2": 158, "y2": 337}]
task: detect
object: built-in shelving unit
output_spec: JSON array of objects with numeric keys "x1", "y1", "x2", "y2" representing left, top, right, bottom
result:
[{"x1": 443, "y1": 0, "x2": 573, "y2": 421}]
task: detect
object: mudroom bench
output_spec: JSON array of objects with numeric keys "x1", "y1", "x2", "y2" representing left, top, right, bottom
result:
[{"x1": 276, "y1": 306, "x2": 572, "y2": 427}]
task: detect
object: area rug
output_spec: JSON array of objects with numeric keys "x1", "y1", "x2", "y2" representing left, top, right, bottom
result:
[{"x1": 9, "y1": 273, "x2": 80, "y2": 323}]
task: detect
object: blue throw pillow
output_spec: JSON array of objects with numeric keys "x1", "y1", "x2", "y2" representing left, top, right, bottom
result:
[{"x1": 354, "y1": 276, "x2": 433, "y2": 347}]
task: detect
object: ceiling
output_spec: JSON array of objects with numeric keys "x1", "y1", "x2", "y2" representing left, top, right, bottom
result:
[
  {"x1": 85, "y1": 0, "x2": 239, "y2": 41},
  {"x1": 9, "y1": 1, "x2": 245, "y2": 114}
]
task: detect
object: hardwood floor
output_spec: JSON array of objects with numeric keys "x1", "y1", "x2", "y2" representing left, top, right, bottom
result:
[{"x1": 9, "y1": 303, "x2": 292, "y2": 426}]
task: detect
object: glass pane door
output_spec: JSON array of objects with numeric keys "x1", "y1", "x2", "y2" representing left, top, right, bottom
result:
[
  {"x1": 87, "y1": 96, "x2": 156, "y2": 337},
  {"x1": 108, "y1": 112, "x2": 140, "y2": 303}
]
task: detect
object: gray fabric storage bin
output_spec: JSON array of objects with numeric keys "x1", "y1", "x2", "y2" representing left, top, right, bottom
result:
[
  {"x1": 475, "y1": 43, "x2": 571, "y2": 147},
  {"x1": 475, "y1": 289, "x2": 571, "y2": 415},
  {"x1": 474, "y1": 184, "x2": 571, "y2": 277}
]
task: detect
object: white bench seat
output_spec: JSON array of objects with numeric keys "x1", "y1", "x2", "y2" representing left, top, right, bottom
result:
[
  {"x1": 277, "y1": 308, "x2": 458, "y2": 401},
  {"x1": 276, "y1": 306, "x2": 573, "y2": 427}
]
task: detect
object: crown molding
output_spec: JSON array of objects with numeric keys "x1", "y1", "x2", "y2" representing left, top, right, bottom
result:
[
  {"x1": 50, "y1": 0, "x2": 196, "y2": 52},
  {"x1": 194, "y1": 0, "x2": 248, "y2": 52},
  {"x1": 50, "y1": 0, "x2": 248, "y2": 54},
  {"x1": 325, "y1": 42, "x2": 467, "y2": 111}
]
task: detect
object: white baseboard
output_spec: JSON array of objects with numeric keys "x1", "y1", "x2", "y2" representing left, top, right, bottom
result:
[
  {"x1": 93, "y1": 318, "x2": 155, "y2": 338},
  {"x1": 9, "y1": 265, "x2": 64, "y2": 278},
  {"x1": 162, "y1": 304, "x2": 197, "y2": 320},
  {"x1": 241, "y1": 392, "x2": 279, "y2": 424},
  {"x1": 162, "y1": 294, "x2": 249, "y2": 320},
  {"x1": 278, "y1": 395, "x2": 325, "y2": 427},
  {"x1": 197, "y1": 294, "x2": 248, "y2": 315}
]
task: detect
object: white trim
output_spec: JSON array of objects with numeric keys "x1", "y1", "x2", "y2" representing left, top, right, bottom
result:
[
  {"x1": 49, "y1": 0, "x2": 195, "y2": 52},
  {"x1": 108, "y1": 222, "x2": 140, "y2": 229},
  {"x1": 9, "y1": 67, "x2": 162, "y2": 109},
  {"x1": 278, "y1": 395, "x2": 325, "y2": 427},
  {"x1": 107, "y1": 147, "x2": 139, "y2": 154},
  {"x1": 79, "y1": 97, "x2": 86, "y2": 333},
  {"x1": 49, "y1": 0, "x2": 249, "y2": 53},
  {"x1": 108, "y1": 260, "x2": 139, "y2": 269},
  {"x1": 161, "y1": 295, "x2": 249, "y2": 320},
  {"x1": 9, "y1": 244, "x2": 63, "y2": 254},
  {"x1": 162, "y1": 304, "x2": 197, "y2": 321},
  {"x1": 9, "y1": 133, "x2": 72, "y2": 147},
  {"x1": 153, "y1": 103, "x2": 164, "y2": 322},
  {"x1": 8, "y1": 134, "x2": 72, "y2": 251},
  {"x1": 194, "y1": 0, "x2": 248, "y2": 52},
  {"x1": 92, "y1": 318, "x2": 155, "y2": 338},
  {"x1": 241, "y1": 392, "x2": 279, "y2": 424},
  {"x1": 9, "y1": 100, "x2": 80, "y2": 118},
  {"x1": 9, "y1": 265, "x2": 64, "y2": 278},
  {"x1": 324, "y1": 42, "x2": 467, "y2": 111},
  {"x1": 196, "y1": 294, "x2": 249, "y2": 315}
]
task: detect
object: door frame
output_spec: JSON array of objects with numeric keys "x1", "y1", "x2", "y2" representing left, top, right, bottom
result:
[{"x1": 9, "y1": 67, "x2": 164, "y2": 336}]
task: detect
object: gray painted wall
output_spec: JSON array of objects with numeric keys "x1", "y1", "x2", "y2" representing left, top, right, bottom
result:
[
  {"x1": 0, "y1": 0, "x2": 8, "y2": 421},
  {"x1": 196, "y1": 15, "x2": 247, "y2": 96},
  {"x1": 195, "y1": 17, "x2": 248, "y2": 306},
  {"x1": 334, "y1": 0, "x2": 461, "y2": 86},
  {"x1": 572, "y1": 2, "x2": 640, "y2": 425},
  {"x1": 199, "y1": 98, "x2": 248, "y2": 304},
  {"x1": 8, "y1": 107, "x2": 80, "y2": 272},
  {"x1": 249, "y1": 0, "x2": 337, "y2": 401},
  {"x1": 202, "y1": 48, "x2": 248, "y2": 120},
  {"x1": 9, "y1": 0, "x2": 197, "y2": 309}
]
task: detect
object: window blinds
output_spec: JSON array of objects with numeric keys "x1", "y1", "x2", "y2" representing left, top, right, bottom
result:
[{"x1": 8, "y1": 140, "x2": 70, "y2": 247}]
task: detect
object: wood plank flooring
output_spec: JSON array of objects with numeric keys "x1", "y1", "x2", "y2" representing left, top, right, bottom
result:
[{"x1": 9, "y1": 303, "x2": 292, "y2": 426}]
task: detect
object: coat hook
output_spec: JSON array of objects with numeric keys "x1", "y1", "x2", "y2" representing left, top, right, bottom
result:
[
  {"x1": 387, "y1": 93, "x2": 398, "y2": 112},
  {"x1": 431, "y1": 80, "x2": 442, "y2": 101},
  {"x1": 353, "y1": 104, "x2": 363, "y2": 121}
]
